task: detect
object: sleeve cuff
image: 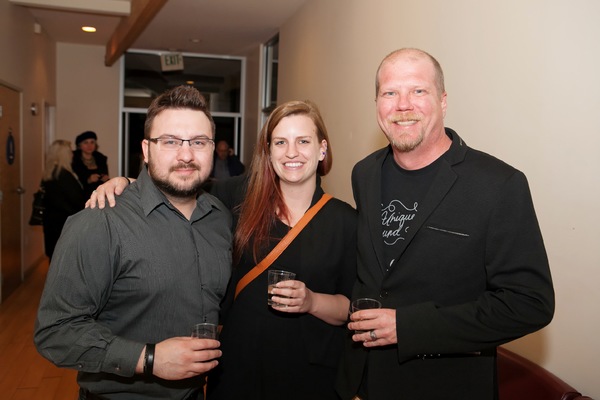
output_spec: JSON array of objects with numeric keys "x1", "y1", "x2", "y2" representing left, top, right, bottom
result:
[{"x1": 103, "y1": 337, "x2": 145, "y2": 377}]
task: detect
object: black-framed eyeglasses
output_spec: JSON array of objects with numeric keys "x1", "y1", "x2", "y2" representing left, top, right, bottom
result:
[{"x1": 148, "y1": 137, "x2": 215, "y2": 151}]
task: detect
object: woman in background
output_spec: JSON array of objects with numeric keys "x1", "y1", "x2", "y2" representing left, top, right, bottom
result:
[
  {"x1": 72, "y1": 130, "x2": 109, "y2": 198},
  {"x1": 42, "y1": 140, "x2": 85, "y2": 259}
]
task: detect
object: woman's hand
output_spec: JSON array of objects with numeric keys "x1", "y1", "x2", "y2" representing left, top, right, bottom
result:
[
  {"x1": 271, "y1": 281, "x2": 350, "y2": 326},
  {"x1": 86, "y1": 176, "x2": 133, "y2": 209},
  {"x1": 88, "y1": 173, "x2": 103, "y2": 184},
  {"x1": 270, "y1": 280, "x2": 313, "y2": 313}
]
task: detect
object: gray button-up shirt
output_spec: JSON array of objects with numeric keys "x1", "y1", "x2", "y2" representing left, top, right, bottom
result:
[{"x1": 34, "y1": 167, "x2": 232, "y2": 399}]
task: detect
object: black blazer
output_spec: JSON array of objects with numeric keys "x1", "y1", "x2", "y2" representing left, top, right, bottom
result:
[
  {"x1": 210, "y1": 154, "x2": 245, "y2": 178},
  {"x1": 336, "y1": 128, "x2": 554, "y2": 400}
]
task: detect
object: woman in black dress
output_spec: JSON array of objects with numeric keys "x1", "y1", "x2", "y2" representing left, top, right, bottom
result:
[
  {"x1": 42, "y1": 140, "x2": 85, "y2": 259},
  {"x1": 207, "y1": 100, "x2": 357, "y2": 400}
]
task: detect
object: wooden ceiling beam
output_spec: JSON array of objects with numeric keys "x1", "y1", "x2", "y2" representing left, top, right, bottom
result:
[{"x1": 104, "y1": 0, "x2": 168, "y2": 67}]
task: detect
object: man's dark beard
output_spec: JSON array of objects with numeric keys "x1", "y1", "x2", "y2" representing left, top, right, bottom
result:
[
  {"x1": 148, "y1": 163, "x2": 205, "y2": 199},
  {"x1": 152, "y1": 177, "x2": 203, "y2": 198}
]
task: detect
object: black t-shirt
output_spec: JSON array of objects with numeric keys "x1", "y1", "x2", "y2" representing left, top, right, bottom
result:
[{"x1": 381, "y1": 152, "x2": 441, "y2": 272}]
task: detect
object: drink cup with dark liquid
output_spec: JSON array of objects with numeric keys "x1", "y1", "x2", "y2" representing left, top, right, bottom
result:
[{"x1": 350, "y1": 298, "x2": 382, "y2": 333}]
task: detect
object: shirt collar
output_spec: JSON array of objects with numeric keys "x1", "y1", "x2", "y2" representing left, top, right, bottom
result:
[{"x1": 136, "y1": 165, "x2": 226, "y2": 220}]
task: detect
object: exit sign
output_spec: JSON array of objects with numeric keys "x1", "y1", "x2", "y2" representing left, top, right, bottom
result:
[{"x1": 160, "y1": 53, "x2": 184, "y2": 71}]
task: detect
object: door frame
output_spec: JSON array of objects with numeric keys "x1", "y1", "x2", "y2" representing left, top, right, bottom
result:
[{"x1": 0, "y1": 82, "x2": 23, "y2": 302}]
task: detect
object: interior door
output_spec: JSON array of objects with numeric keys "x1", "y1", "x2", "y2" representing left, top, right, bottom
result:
[{"x1": 0, "y1": 84, "x2": 22, "y2": 302}]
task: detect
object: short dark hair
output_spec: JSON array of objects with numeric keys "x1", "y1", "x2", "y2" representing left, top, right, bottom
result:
[{"x1": 144, "y1": 85, "x2": 215, "y2": 138}]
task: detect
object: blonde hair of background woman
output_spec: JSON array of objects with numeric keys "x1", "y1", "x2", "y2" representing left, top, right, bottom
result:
[{"x1": 42, "y1": 140, "x2": 77, "y2": 182}]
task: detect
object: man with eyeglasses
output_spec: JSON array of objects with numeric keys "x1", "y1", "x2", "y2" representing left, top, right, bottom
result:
[{"x1": 34, "y1": 85, "x2": 232, "y2": 400}]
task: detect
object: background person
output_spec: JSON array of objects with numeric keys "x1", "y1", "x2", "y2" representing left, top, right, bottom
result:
[
  {"x1": 41, "y1": 139, "x2": 85, "y2": 260},
  {"x1": 72, "y1": 130, "x2": 109, "y2": 198},
  {"x1": 35, "y1": 86, "x2": 231, "y2": 400},
  {"x1": 336, "y1": 48, "x2": 555, "y2": 400},
  {"x1": 210, "y1": 140, "x2": 245, "y2": 180}
]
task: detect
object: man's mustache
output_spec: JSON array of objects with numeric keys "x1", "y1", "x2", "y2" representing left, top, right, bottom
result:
[
  {"x1": 390, "y1": 113, "x2": 421, "y2": 123},
  {"x1": 170, "y1": 163, "x2": 200, "y2": 172}
]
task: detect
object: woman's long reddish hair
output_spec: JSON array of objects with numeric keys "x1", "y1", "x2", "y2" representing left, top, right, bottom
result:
[{"x1": 234, "y1": 100, "x2": 333, "y2": 264}]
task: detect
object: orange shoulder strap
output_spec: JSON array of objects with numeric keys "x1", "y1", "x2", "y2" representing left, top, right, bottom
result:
[{"x1": 234, "y1": 193, "x2": 333, "y2": 300}]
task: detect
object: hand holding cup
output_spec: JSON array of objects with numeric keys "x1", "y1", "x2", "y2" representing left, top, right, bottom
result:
[
  {"x1": 268, "y1": 269, "x2": 296, "y2": 307},
  {"x1": 350, "y1": 298, "x2": 381, "y2": 334}
]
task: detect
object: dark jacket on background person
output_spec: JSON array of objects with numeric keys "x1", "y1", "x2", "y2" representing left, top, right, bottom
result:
[
  {"x1": 336, "y1": 128, "x2": 555, "y2": 400},
  {"x1": 210, "y1": 154, "x2": 245, "y2": 179},
  {"x1": 42, "y1": 168, "x2": 84, "y2": 259},
  {"x1": 72, "y1": 149, "x2": 109, "y2": 198}
]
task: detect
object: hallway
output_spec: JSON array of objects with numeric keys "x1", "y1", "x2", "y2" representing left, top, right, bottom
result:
[{"x1": 0, "y1": 260, "x2": 79, "y2": 399}]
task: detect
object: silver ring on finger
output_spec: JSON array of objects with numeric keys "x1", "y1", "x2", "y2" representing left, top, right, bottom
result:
[{"x1": 369, "y1": 330, "x2": 377, "y2": 341}]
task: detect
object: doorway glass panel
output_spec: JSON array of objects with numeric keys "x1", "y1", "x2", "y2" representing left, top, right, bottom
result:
[{"x1": 121, "y1": 51, "x2": 244, "y2": 177}]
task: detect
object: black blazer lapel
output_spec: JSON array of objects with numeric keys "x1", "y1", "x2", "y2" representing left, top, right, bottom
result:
[
  {"x1": 388, "y1": 128, "x2": 466, "y2": 273},
  {"x1": 364, "y1": 149, "x2": 388, "y2": 276}
]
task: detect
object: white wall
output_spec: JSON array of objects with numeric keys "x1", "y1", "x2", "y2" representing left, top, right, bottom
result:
[
  {"x1": 279, "y1": 0, "x2": 600, "y2": 397},
  {"x1": 0, "y1": 0, "x2": 56, "y2": 275},
  {"x1": 56, "y1": 43, "x2": 121, "y2": 177}
]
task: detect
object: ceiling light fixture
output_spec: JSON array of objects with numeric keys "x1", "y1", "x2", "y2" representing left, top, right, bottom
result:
[{"x1": 82, "y1": 26, "x2": 97, "y2": 33}]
